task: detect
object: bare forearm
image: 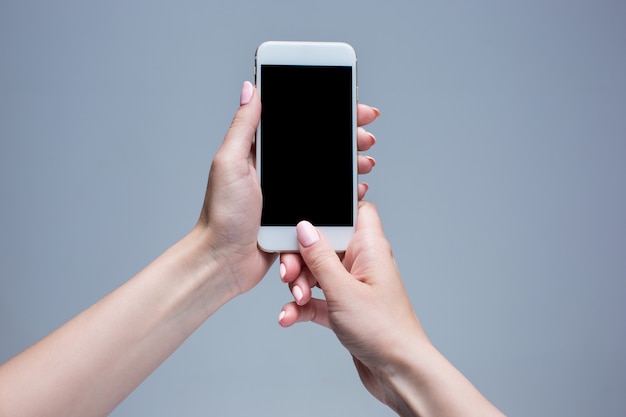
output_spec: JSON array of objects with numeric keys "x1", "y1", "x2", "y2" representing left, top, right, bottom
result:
[
  {"x1": 0, "y1": 228, "x2": 234, "y2": 417},
  {"x1": 384, "y1": 342, "x2": 505, "y2": 417}
]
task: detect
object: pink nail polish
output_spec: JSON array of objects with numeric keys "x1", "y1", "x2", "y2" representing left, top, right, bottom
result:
[
  {"x1": 296, "y1": 221, "x2": 319, "y2": 248},
  {"x1": 293, "y1": 285, "x2": 304, "y2": 305},
  {"x1": 240, "y1": 81, "x2": 254, "y2": 106},
  {"x1": 367, "y1": 131, "x2": 376, "y2": 145},
  {"x1": 279, "y1": 263, "x2": 287, "y2": 281},
  {"x1": 278, "y1": 310, "x2": 286, "y2": 323}
]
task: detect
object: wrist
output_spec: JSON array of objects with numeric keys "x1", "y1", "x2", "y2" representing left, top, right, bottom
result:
[
  {"x1": 122, "y1": 225, "x2": 245, "y2": 345},
  {"x1": 159, "y1": 226, "x2": 241, "y2": 321},
  {"x1": 376, "y1": 334, "x2": 436, "y2": 416},
  {"x1": 380, "y1": 338, "x2": 504, "y2": 417}
]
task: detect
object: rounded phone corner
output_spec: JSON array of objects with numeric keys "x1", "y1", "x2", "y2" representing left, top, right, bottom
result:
[{"x1": 256, "y1": 240, "x2": 279, "y2": 254}]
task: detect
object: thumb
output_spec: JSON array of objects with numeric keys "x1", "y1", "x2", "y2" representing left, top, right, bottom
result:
[
  {"x1": 296, "y1": 221, "x2": 351, "y2": 292},
  {"x1": 219, "y1": 81, "x2": 260, "y2": 159}
]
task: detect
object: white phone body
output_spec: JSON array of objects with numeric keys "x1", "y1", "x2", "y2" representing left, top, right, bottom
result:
[{"x1": 255, "y1": 41, "x2": 358, "y2": 252}]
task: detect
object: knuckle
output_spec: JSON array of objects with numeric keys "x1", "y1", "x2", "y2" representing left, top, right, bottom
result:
[{"x1": 306, "y1": 248, "x2": 337, "y2": 275}]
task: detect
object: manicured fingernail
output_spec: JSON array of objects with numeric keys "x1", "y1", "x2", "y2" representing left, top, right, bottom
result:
[
  {"x1": 278, "y1": 310, "x2": 286, "y2": 323},
  {"x1": 240, "y1": 81, "x2": 254, "y2": 106},
  {"x1": 279, "y1": 263, "x2": 286, "y2": 281},
  {"x1": 296, "y1": 221, "x2": 319, "y2": 248},
  {"x1": 372, "y1": 107, "x2": 381, "y2": 119},
  {"x1": 366, "y1": 156, "x2": 376, "y2": 167},
  {"x1": 292, "y1": 285, "x2": 304, "y2": 305},
  {"x1": 367, "y1": 131, "x2": 376, "y2": 145}
]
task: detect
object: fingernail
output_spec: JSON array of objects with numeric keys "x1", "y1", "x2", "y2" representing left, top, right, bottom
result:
[
  {"x1": 366, "y1": 156, "x2": 376, "y2": 167},
  {"x1": 372, "y1": 107, "x2": 381, "y2": 119},
  {"x1": 293, "y1": 285, "x2": 304, "y2": 305},
  {"x1": 278, "y1": 309, "x2": 286, "y2": 323},
  {"x1": 240, "y1": 81, "x2": 254, "y2": 106},
  {"x1": 367, "y1": 131, "x2": 377, "y2": 145},
  {"x1": 279, "y1": 263, "x2": 286, "y2": 281},
  {"x1": 296, "y1": 221, "x2": 319, "y2": 248}
]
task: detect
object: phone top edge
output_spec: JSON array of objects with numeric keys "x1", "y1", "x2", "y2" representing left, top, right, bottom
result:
[
  {"x1": 256, "y1": 41, "x2": 356, "y2": 63},
  {"x1": 257, "y1": 40, "x2": 355, "y2": 48}
]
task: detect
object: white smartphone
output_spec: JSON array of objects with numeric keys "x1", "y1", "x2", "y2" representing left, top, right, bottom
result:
[{"x1": 255, "y1": 41, "x2": 358, "y2": 252}]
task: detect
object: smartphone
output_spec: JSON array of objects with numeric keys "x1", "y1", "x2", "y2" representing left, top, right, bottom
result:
[{"x1": 255, "y1": 41, "x2": 358, "y2": 252}]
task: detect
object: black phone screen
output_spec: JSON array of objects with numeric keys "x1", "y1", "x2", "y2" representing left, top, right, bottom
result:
[{"x1": 260, "y1": 64, "x2": 353, "y2": 227}]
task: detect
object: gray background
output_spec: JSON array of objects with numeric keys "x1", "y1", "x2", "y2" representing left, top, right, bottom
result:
[{"x1": 1, "y1": 1, "x2": 625, "y2": 416}]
